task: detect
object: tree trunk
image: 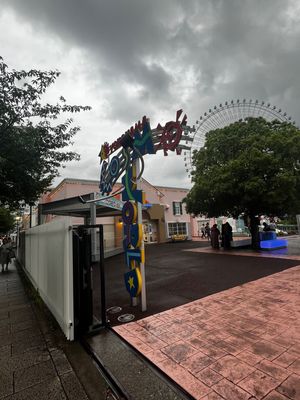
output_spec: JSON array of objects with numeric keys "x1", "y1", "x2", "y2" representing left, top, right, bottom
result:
[{"x1": 249, "y1": 215, "x2": 260, "y2": 250}]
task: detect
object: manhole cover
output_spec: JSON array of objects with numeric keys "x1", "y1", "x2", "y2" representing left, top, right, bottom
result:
[
  {"x1": 117, "y1": 313, "x2": 135, "y2": 323},
  {"x1": 106, "y1": 306, "x2": 122, "y2": 314}
]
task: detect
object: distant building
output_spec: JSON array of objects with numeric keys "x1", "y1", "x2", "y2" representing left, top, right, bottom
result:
[{"x1": 37, "y1": 178, "x2": 200, "y2": 254}]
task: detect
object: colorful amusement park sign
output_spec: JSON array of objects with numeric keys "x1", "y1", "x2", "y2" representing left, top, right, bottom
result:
[{"x1": 99, "y1": 110, "x2": 190, "y2": 310}]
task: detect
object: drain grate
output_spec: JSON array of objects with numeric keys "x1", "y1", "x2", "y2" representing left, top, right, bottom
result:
[
  {"x1": 117, "y1": 313, "x2": 135, "y2": 323},
  {"x1": 106, "y1": 306, "x2": 122, "y2": 314}
]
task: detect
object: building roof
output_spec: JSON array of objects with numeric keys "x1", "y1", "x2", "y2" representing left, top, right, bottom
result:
[
  {"x1": 51, "y1": 177, "x2": 190, "y2": 193},
  {"x1": 39, "y1": 192, "x2": 122, "y2": 219},
  {"x1": 39, "y1": 177, "x2": 190, "y2": 220}
]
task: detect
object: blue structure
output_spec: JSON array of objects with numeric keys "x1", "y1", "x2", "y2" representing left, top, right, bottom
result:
[{"x1": 259, "y1": 231, "x2": 287, "y2": 250}]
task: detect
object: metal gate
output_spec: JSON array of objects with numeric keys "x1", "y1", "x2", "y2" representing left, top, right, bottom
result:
[{"x1": 73, "y1": 224, "x2": 107, "y2": 338}]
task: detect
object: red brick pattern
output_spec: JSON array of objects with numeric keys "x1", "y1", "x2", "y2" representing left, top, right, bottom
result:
[{"x1": 114, "y1": 265, "x2": 300, "y2": 399}]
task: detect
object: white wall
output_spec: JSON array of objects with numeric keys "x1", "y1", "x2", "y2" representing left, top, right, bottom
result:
[{"x1": 24, "y1": 218, "x2": 74, "y2": 340}]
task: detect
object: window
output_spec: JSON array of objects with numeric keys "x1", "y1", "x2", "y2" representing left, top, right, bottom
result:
[
  {"x1": 172, "y1": 201, "x2": 183, "y2": 215},
  {"x1": 168, "y1": 222, "x2": 187, "y2": 237}
]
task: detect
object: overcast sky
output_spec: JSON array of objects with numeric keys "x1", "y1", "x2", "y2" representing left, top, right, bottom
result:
[{"x1": 1, "y1": 0, "x2": 300, "y2": 189}]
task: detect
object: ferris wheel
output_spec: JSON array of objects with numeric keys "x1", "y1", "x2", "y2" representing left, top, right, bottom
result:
[{"x1": 184, "y1": 99, "x2": 295, "y2": 178}]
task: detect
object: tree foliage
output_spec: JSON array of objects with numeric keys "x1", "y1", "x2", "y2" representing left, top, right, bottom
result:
[
  {"x1": 0, "y1": 57, "x2": 91, "y2": 208},
  {"x1": 184, "y1": 117, "x2": 300, "y2": 220},
  {"x1": 0, "y1": 207, "x2": 15, "y2": 233}
]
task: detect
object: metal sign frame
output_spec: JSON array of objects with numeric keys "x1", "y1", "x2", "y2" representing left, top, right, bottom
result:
[{"x1": 97, "y1": 110, "x2": 192, "y2": 311}]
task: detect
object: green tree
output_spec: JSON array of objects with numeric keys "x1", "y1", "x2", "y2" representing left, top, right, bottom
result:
[
  {"x1": 184, "y1": 117, "x2": 300, "y2": 248},
  {"x1": 0, "y1": 57, "x2": 91, "y2": 208},
  {"x1": 0, "y1": 207, "x2": 15, "y2": 233}
]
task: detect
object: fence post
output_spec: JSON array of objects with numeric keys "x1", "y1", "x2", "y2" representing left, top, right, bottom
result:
[
  {"x1": 296, "y1": 215, "x2": 300, "y2": 234},
  {"x1": 90, "y1": 193, "x2": 97, "y2": 262}
]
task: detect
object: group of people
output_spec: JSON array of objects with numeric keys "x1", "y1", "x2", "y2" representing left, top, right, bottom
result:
[
  {"x1": 200, "y1": 223, "x2": 211, "y2": 239},
  {"x1": 210, "y1": 222, "x2": 233, "y2": 250},
  {"x1": 0, "y1": 236, "x2": 14, "y2": 273}
]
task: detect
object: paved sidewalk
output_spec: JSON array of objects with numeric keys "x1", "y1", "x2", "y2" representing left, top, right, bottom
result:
[
  {"x1": 185, "y1": 246, "x2": 300, "y2": 261},
  {"x1": 102, "y1": 241, "x2": 299, "y2": 324},
  {"x1": 0, "y1": 262, "x2": 106, "y2": 400},
  {"x1": 114, "y1": 265, "x2": 300, "y2": 399}
]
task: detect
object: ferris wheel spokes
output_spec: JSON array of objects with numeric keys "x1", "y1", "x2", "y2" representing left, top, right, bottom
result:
[{"x1": 185, "y1": 99, "x2": 295, "y2": 178}]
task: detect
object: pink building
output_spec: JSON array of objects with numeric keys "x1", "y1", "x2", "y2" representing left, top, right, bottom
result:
[{"x1": 38, "y1": 178, "x2": 200, "y2": 253}]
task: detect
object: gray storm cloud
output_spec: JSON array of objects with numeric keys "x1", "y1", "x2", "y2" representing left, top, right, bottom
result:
[
  {"x1": 1, "y1": 0, "x2": 300, "y2": 186},
  {"x1": 1, "y1": 0, "x2": 299, "y2": 119}
]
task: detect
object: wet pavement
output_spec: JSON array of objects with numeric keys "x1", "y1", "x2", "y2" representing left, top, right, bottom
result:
[
  {"x1": 113, "y1": 240, "x2": 300, "y2": 399},
  {"x1": 85, "y1": 329, "x2": 191, "y2": 400},
  {"x1": 98, "y1": 238, "x2": 300, "y2": 325},
  {"x1": 1, "y1": 236, "x2": 299, "y2": 400},
  {"x1": 0, "y1": 263, "x2": 107, "y2": 400}
]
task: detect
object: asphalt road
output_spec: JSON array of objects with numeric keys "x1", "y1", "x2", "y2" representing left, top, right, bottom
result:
[{"x1": 91, "y1": 240, "x2": 299, "y2": 325}]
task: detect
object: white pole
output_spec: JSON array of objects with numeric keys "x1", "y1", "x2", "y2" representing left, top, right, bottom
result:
[{"x1": 135, "y1": 158, "x2": 147, "y2": 311}]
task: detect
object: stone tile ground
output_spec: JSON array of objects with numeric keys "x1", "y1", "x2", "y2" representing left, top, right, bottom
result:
[
  {"x1": 114, "y1": 265, "x2": 300, "y2": 400},
  {"x1": 0, "y1": 264, "x2": 90, "y2": 400},
  {"x1": 2, "y1": 245, "x2": 299, "y2": 400}
]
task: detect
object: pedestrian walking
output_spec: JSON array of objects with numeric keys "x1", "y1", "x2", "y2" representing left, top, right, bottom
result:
[
  {"x1": 205, "y1": 223, "x2": 211, "y2": 240},
  {"x1": 200, "y1": 224, "x2": 206, "y2": 239},
  {"x1": 0, "y1": 237, "x2": 13, "y2": 272}
]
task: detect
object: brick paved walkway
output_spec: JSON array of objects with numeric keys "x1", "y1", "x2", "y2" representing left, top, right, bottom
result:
[
  {"x1": 114, "y1": 265, "x2": 300, "y2": 399},
  {"x1": 0, "y1": 263, "x2": 90, "y2": 400}
]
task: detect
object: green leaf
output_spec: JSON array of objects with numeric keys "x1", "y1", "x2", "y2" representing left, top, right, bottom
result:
[{"x1": 0, "y1": 57, "x2": 91, "y2": 208}]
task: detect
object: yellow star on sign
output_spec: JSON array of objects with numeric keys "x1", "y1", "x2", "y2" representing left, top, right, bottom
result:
[{"x1": 128, "y1": 276, "x2": 135, "y2": 289}]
